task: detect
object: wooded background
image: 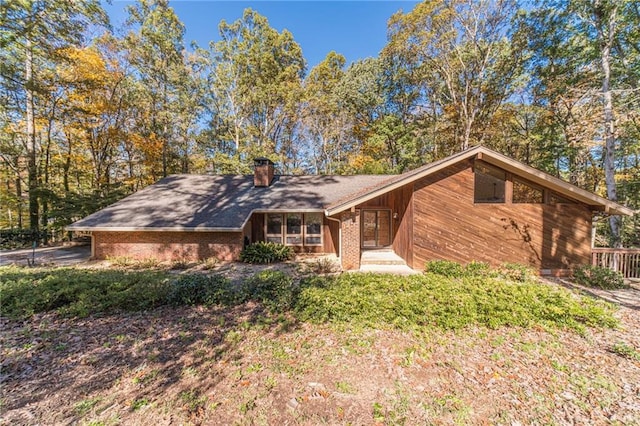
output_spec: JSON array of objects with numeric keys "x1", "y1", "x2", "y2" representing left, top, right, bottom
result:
[{"x1": 1, "y1": 0, "x2": 638, "y2": 247}]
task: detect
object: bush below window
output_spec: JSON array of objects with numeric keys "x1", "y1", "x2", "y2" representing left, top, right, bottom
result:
[{"x1": 240, "y1": 241, "x2": 295, "y2": 264}]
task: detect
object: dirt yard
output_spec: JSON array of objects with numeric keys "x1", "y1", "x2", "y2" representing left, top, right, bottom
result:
[{"x1": 2, "y1": 279, "x2": 639, "y2": 425}]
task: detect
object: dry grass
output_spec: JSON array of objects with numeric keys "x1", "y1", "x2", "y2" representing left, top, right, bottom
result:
[
  {"x1": 2, "y1": 302, "x2": 639, "y2": 425},
  {"x1": 2, "y1": 262, "x2": 639, "y2": 425}
]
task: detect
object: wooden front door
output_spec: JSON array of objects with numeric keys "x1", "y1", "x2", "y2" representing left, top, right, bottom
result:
[{"x1": 361, "y1": 209, "x2": 391, "y2": 248}]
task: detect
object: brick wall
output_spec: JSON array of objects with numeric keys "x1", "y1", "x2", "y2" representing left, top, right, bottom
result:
[
  {"x1": 340, "y1": 210, "x2": 360, "y2": 270},
  {"x1": 93, "y1": 231, "x2": 243, "y2": 262}
]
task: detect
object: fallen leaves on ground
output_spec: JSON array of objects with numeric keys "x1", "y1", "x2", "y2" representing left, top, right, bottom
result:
[{"x1": 1, "y1": 300, "x2": 639, "y2": 425}]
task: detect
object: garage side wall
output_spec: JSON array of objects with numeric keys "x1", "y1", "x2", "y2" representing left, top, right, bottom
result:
[
  {"x1": 412, "y1": 162, "x2": 593, "y2": 271},
  {"x1": 92, "y1": 231, "x2": 243, "y2": 262}
]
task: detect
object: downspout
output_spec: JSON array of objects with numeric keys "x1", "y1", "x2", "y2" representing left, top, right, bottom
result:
[{"x1": 326, "y1": 213, "x2": 342, "y2": 265}]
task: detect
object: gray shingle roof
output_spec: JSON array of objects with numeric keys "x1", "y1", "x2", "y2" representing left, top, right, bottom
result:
[{"x1": 67, "y1": 174, "x2": 396, "y2": 231}]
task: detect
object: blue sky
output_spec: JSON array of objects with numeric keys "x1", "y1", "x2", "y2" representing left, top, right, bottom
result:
[{"x1": 104, "y1": 1, "x2": 419, "y2": 68}]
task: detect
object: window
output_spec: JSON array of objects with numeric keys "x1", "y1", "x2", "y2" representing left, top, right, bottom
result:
[
  {"x1": 304, "y1": 213, "x2": 323, "y2": 245},
  {"x1": 286, "y1": 213, "x2": 302, "y2": 245},
  {"x1": 264, "y1": 212, "x2": 323, "y2": 246},
  {"x1": 513, "y1": 179, "x2": 543, "y2": 203},
  {"x1": 474, "y1": 163, "x2": 505, "y2": 203},
  {"x1": 548, "y1": 192, "x2": 575, "y2": 204},
  {"x1": 266, "y1": 213, "x2": 283, "y2": 243}
]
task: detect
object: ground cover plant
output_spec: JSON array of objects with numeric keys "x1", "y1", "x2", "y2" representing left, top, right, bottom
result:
[
  {"x1": 1, "y1": 262, "x2": 638, "y2": 425},
  {"x1": 1, "y1": 264, "x2": 617, "y2": 333},
  {"x1": 572, "y1": 264, "x2": 628, "y2": 290},
  {"x1": 0, "y1": 266, "x2": 171, "y2": 318},
  {"x1": 296, "y1": 272, "x2": 617, "y2": 333}
]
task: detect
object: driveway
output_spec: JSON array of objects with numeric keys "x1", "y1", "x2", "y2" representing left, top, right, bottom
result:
[{"x1": 0, "y1": 245, "x2": 91, "y2": 267}]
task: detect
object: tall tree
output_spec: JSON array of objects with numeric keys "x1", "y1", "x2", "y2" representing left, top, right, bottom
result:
[
  {"x1": 0, "y1": 0, "x2": 108, "y2": 232},
  {"x1": 201, "y1": 9, "x2": 305, "y2": 173},
  {"x1": 385, "y1": 0, "x2": 524, "y2": 152},
  {"x1": 125, "y1": 0, "x2": 197, "y2": 180},
  {"x1": 525, "y1": 0, "x2": 640, "y2": 246}
]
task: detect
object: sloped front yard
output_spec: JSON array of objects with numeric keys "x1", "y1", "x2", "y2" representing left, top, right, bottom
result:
[{"x1": 1, "y1": 266, "x2": 639, "y2": 425}]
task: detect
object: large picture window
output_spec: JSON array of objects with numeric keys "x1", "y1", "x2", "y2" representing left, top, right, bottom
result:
[
  {"x1": 474, "y1": 163, "x2": 506, "y2": 203},
  {"x1": 264, "y1": 212, "x2": 323, "y2": 246}
]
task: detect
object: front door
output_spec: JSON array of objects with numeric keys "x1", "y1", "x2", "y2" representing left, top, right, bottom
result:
[{"x1": 361, "y1": 209, "x2": 391, "y2": 248}]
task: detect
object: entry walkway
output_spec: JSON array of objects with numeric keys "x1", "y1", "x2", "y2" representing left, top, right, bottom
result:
[{"x1": 358, "y1": 249, "x2": 419, "y2": 275}]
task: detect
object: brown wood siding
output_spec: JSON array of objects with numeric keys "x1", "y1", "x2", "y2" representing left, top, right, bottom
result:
[
  {"x1": 412, "y1": 162, "x2": 592, "y2": 270},
  {"x1": 251, "y1": 213, "x2": 265, "y2": 243},
  {"x1": 357, "y1": 185, "x2": 414, "y2": 267},
  {"x1": 395, "y1": 185, "x2": 414, "y2": 267},
  {"x1": 324, "y1": 216, "x2": 339, "y2": 254}
]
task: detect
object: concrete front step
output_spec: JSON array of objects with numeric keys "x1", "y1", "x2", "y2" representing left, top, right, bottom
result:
[
  {"x1": 358, "y1": 264, "x2": 420, "y2": 275},
  {"x1": 360, "y1": 259, "x2": 407, "y2": 265},
  {"x1": 360, "y1": 250, "x2": 407, "y2": 266}
]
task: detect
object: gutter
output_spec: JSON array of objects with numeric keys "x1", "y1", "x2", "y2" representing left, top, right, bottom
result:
[
  {"x1": 67, "y1": 208, "x2": 327, "y2": 234},
  {"x1": 65, "y1": 226, "x2": 244, "y2": 232}
]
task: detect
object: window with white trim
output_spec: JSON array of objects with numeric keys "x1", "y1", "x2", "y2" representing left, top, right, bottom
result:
[
  {"x1": 286, "y1": 213, "x2": 303, "y2": 245},
  {"x1": 266, "y1": 213, "x2": 283, "y2": 244},
  {"x1": 263, "y1": 213, "x2": 323, "y2": 246},
  {"x1": 304, "y1": 213, "x2": 323, "y2": 245}
]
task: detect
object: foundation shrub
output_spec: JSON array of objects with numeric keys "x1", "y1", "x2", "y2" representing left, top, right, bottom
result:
[
  {"x1": 496, "y1": 262, "x2": 536, "y2": 282},
  {"x1": 240, "y1": 242, "x2": 294, "y2": 264}
]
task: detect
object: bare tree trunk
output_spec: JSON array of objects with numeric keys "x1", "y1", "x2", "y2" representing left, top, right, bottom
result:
[
  {"x1": 63, "y1": 129, "x2": 72, "y2": 192},
  {"x1": 25, "y1": 38, "x2": 39, "y2": 233},
  {"x1": 597, "y1": 2, "x2": 622, "y2": 248}
]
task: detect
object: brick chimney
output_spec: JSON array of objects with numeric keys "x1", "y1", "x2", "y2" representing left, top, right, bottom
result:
[{"x1": 254, "y1": 158, "x2": 275, "y2": 187}]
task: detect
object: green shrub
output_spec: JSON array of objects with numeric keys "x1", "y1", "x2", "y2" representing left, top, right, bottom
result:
[
  {"x1": 240, "y1": 242, "x2": 294, "y2": 264},
  {"x1": 167, "y1": 274, "x2": 239, "y2": 306},
  {"x1": 295, "y1": 273, "x2": 617, "y2": 332},
  {"x1": 573, "y1": 265, "x2": 627, "y2": 290},
  {"x1": 496, "y1": 262, "x2": 535, "y2": 282},
  {"x1": 0, "y1": 266, "x2": 170, "y2": 318},
  {"x1": 464, "y1": 261, "x2": 492, "y2": 277},
  {"x1": 424, "y1": 260, "x2": 464, "y2": 278},
  {"x1": 242, "y1": 270, "x2": 296, "y2": 312}
]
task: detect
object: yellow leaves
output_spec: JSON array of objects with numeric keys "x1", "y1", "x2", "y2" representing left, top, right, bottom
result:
[
  {"x1": 131, "y1": 133, "x2": 163, "y2": 164},
  {"x1": 57, "y1": 46, "x2": 125, "y2": 117},
  {"x1": 58, "y1": 46, "x2": 109, "y2": 85}
]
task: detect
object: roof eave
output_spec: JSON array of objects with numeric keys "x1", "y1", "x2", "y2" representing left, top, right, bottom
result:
[
  {"x1": 325, "y1": 146, "x2": 634, "y2": 217},
  {"x1": 479, "y1": 149, "x2": 635, "y2": 217},
  {"x1": 65, "y1": 226, "x2": 244, "y2": 232},
  {"x1": 325, "y1": 146, "x2": 482, "y2": 215}
]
